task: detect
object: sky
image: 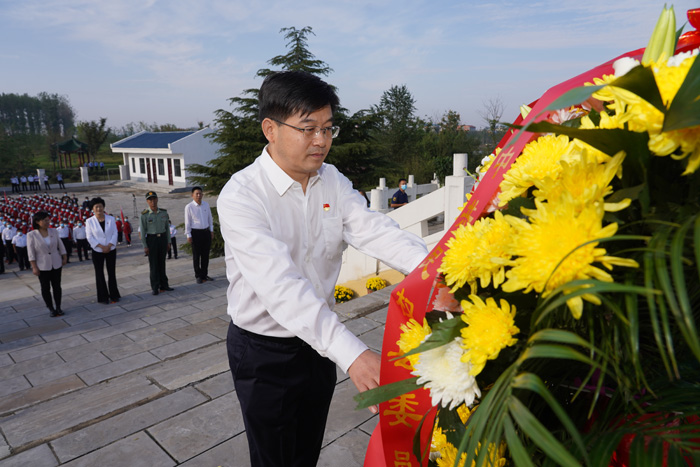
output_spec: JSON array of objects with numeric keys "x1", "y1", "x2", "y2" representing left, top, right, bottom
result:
[{"x1": 1, "y1": 1, "x2": 698, "y2": 131}]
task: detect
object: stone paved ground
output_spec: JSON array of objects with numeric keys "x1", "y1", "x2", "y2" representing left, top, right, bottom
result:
[{"x1": 0, "y1": 183, "x2": 393, "y2": 466}]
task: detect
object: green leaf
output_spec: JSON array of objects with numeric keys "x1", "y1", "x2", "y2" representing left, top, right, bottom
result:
[
  {"x1": 398, "y1": 315, "x2": 463, "y2": 359},
  {"x1": 541, "y1": 85, "x2": 606, "y2": 113},
  {"x1": 609, "y1": 63, "x2": 665, "y2": 112},
  {"x1": 503, "y1": 415, "x2": 536, "y2": 467},
  {"x1": 518, "y1": 344, "x2": 596, "y2": 366},
  {"x1": 512, "y1": 372, "x2": 589, "y2": 463},
  {"x1": 528, "y1": 328, "x2": 592, "y2": 348},
  {"x1": 670, "y1": 215, "x2": 700, "y2": 361},
  {"x1": 523, "y1": 122, "x2": 650, "y2": 160},
  {"x1": 508, "y1": 397, "x2": 583, "y2": 466},
  {"x1": 663, "y1": 50, "x2": 700, "y2": 131},
  {"x1": 353, "y1": 377, "x2": 420, "y2": 409}
]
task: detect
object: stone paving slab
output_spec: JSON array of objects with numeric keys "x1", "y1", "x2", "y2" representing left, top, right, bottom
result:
[
  {"x1": 101, "y1": 333, "x2": 175, "y2": 361},
  {"x1": 0, "y1": 374, "x2": 162, "y2": 447},
  {"x1": 177, "y1": 434, "x2": 249, "y2": 467},
  {"x1": 60, "y1": 432, "x2": 175, "y2": 467},
  {"x1": 0, "y1": 353, "x2": 63, "y2": 381},
  {"x1": 10, "y1": 334, "x2": 88, "y2": 363},
  {"x1": 77, "y1": 351, "x2": 161, "y2": 385},
  {"x1": 25, "y1": 352, "x2": 112, "y2": 387},
  {"x1": 149, "y1": 333, "x2": 219, "y2": 361},
  {"x1": 0, "y1": 443, "x2": 57, "y2": 467},
  {"x1": 144, "y1": 342, "x2": 229, "y2": 390},
  {"x1": 148, "y1": 391, "x2": 245, "y2": 463},
  {"x1": 51, "y1": 387, "x2": 208, "y2": 463},
  {"x1": 0, "y1": 375, "x2": 85, "y2": 415},
  {"x1": 194, "y1": 372, "x2": 234, "y2": 400}
]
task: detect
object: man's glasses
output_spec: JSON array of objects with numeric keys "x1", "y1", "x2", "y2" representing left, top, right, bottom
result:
[{"x1": 270, "y1": 119, "x2": 340, "y2": 139}]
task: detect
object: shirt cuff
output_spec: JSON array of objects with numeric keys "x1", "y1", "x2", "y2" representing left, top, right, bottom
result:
[{"x1": 325, "y1": 328, "x2": 369, "y2": 373}]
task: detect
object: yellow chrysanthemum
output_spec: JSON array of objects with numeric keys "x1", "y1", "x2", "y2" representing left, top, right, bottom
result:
[
  {"x1": 457, "y1": 403, "x2": 473, "y2": 424},
  {"x1": 533, "y1": 149, "x2": 629, "y2": 213},
  {"x1": 649, "y1": 53, "x2": 700, "y2": 174},
  {"x1": 439, "y1": 211, "x2": 513, "y2": 295},
  {"x1": 460, "y1": 295, "x2": 519, "y2": 375},
  {"x1": 396, "y1": 318, "x2": 431, "y2": 369},
  {"x1": 502, "y1": 195, "x2": 638, "y2": 319},
  {"x1": 431, "y1": 425, "x2": 448, "y2": 455},
  {"x1": 436, "y1": 441, "x2": 507, "y2": 467},
  {"x1": 499, "y1": 134, "x2": 575, "y2": 205}
]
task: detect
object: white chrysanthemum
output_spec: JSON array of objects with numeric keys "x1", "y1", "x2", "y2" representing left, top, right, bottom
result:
[
  {"x1": 612, "y1": 57, "x2": 640, "y2": 77},
  {"x1": 412, "y1": 337, "x2": 481, "y2": 410}
]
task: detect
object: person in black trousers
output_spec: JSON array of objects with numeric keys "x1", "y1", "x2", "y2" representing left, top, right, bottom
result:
[
  {"x1": 184, "y1": 187, "x2": 214, "y2": 284},
  {"x1": 85, "y1": 197, "x2": 121, "y2": 304}
]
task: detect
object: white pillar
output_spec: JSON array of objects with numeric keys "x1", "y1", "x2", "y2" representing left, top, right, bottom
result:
[
  {"x1": 80, "y1": 167, "x2": 89, "y2": 186},
  {"x1": 406, "y1": 174, "x2": 416, "y2": 201},
  {"x1": 370, "y1": 183, "x2": 390, "y2": 213},
  {"x1": 119, "y1": 164, "x2": 130, "y2": 181},
  {"x1": 453, "y1": 153, "x2": 468, "y2": 176}
]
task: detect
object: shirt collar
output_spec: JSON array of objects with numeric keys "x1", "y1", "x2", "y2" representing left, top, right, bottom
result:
[{"x1": 260, "y1": 146, "x2": 324, "y2": 196}]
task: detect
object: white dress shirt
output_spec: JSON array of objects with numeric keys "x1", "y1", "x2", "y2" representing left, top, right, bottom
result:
[
  {"x1": 56, "y1": 225, "x2": 70, "y2": 239},
  {"x1": 12, "y1": 232, "x2": 27, "y2": 248},
  {"x1": 2, "y1": 226, "x2": 17, "y2": 241},
  {"x1": 184, "y1": 200, "x2": 213, "y2": 238},
  {"x1": 73, "y1": 225, "x2": 87, "y2": 240},
  {"x1": 217, "y1": 147, "x2": 428, "y2": 372}
]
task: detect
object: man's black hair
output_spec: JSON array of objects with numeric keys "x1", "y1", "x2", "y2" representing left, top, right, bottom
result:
[
  {"x1": 399, "y1": 178, "x2": 408, "y2": 184},
  {"x1": 258, "y1": 70, "x2": 339, "y2": 123},
  {"x1": 89, "y1": 197, "x2": 105, "y2": 210},
  {"x1": 191, "y1": 186, "x2": 203, "y2": 193}
]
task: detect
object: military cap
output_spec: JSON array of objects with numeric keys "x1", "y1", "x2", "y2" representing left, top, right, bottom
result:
[{"x1": 145, "y1": 191, "x2": 158, "y2": 199}]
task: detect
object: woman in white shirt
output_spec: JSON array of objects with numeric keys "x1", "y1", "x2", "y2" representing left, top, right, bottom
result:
[
  {"x1": 85, "y1": 197, "x2": 121, "y2": 304},
  {"x1": 27, "y1": 211, "x2": 67, "y2": 317}
]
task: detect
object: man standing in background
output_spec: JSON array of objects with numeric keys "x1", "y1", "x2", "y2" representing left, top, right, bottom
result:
[
  {"x1": 139, "y1": 191, "x2": 173, "y2": 295},
  {"x1": 184, "y1": 186, "x2": 214, "y2": 284}
]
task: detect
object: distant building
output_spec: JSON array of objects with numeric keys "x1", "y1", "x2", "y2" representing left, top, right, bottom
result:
[
  {"x1": 111, "y1": 129, "x2": 221, "y2": 188},
  {"x1": 458, "y1": 124, "x2": 477, "y2": 131}
]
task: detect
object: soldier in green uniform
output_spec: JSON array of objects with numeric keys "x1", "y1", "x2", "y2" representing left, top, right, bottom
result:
[{"x1": 139, "y1": 191, "x2": 174, "y2": 295}]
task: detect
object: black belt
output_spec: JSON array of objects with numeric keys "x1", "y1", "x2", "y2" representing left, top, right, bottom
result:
[
  {"x1": 191, "y1": 228, "x2": 209, "y2": 232},
  {"x1": 233, "y1": 323, "x2": 307, "y2": 347},
  {"x1": 146, "y1": 233, "x2": 165, "y2": 237}
]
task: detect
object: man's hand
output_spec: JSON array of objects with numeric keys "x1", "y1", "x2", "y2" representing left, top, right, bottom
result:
[
  {"x1": 187, "y1": 237, "x2": 192, "y2": 244},
  {"x1": 144, "y1": 248, "x2": 149, "y2": 255},
  {"x1": 348, "y1": 349, "x2": 381, "y2": 414}
]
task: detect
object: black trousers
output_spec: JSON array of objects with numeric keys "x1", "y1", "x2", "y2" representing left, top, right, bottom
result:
[
  {"x1": 76, "y1": 239, "x2": 90, "y2": 261},
  {"x1": 168, "y1": 237, "x2": 178, "y2": 259},
  {"x1": 38, "y1": 267, "x2": 62, "y2": 311},
  {"x1": 15, "y1": 246, "x2": 29, "y2": 270},
  {"x1": 191, "y1": 229, "x2": 211, "y2": 279},
  {"x1": 4, "y1": 240, "x2": 15, "y2": 263},
  {"x1": 146, "y1": 234, "x2": 169, "y2": 291},
  {"x1": 92, "y1": 248, "x2": 120, "y2": 302},
  {"x1": 60, "y1": 238, "x2": 72, "y2": 261},
  {"x1": 227, "y1": 322, "x2": 336, "y2": 467}
]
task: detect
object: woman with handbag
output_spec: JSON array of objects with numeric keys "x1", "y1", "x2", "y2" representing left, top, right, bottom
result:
[{"x1": 27, "y1": 211, "x2": 67, "y2": 317}]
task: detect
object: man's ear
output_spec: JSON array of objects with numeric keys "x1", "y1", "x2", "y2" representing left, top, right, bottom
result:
[{"x1": 261, "y1": 118, "x2": 276, "y2": 144}]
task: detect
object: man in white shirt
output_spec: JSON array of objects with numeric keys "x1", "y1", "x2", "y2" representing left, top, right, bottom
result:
[
  {"x1": 184, "y1": 186, "x2": 213, "y2": 283},
  {"x1": 12, "y1": 230, "x2": 29, "y2": 271},
  {"x1": 217, "y1": 71, "x2": 428, "y2": 467},
  {"x1": 2, "y1": 222, "x2": 17, "y2": 264},
  {"x1": 73, "y1": 221, "x2": 90, "y2": 261},
  {"x1": 56, "y1": 221, "x2": 73, "y2": 263}
]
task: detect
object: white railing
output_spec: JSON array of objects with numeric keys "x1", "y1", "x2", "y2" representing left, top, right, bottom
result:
[{"x1": 338, "y1": 154, "x2": 475, "y2": 283}]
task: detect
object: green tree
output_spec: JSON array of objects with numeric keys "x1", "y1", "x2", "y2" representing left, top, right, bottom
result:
[
  {"x1": 371, "y1": 85, "x2": 427, "y2": 182},
  {"x1": 188, "y1": 26, "x2": 334, "y2": 193},
  {"x1": 77, "y1": 118, "x2": 110, "y2": 160},
  {"x1": 421, "y1": 110, "x2": 483, "y2": 181}
]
